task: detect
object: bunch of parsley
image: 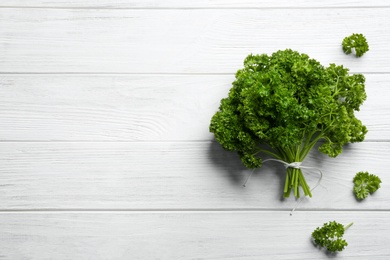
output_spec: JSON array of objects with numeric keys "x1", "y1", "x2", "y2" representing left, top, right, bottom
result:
[{"x1": 210, "y1": 49, "x2": 367, "y2": 198}]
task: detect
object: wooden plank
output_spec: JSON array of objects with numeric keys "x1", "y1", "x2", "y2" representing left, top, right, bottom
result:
[
  {"x1": 0, "y1": 141, "x2": 388, "y2": 210},
  {"x1": 0, "y1": 74, "x2": 231, "y2": 141},
  {"x1": 1, "y1": 0, "x2": 389, "y2": 8},
  {"x1": 0, "y1": 74, "x2": 387, "y2": 141},
  {"x1": 0, "y1": 9, "x2": 389, "y2": 73},
  {"x1": 0, "y1": 211, "x2": 388, "y2": 259}
]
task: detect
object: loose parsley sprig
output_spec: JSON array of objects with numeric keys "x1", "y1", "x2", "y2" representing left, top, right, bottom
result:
[
  {"x1": 312, "y1": 221, "x2": 353, "y2": 253},
  {"x1": 353, "y1": 171, "x2": 381, "y2": 200},
  {"x1": 342, "y1": 33, "x2": 369, "y2": 57}
]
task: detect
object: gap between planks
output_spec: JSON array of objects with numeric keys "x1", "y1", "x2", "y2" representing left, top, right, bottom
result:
[
  {"x1": 0, "y1": 140, "x2": 389, "y2": 143},
  {"x1": 1, "y1": 72, "x2": 390, "y2": 75},
  {"x1": 1, "y1": 6, "x2": 390, "y2": 10},
  {"x1": 0, "y1": 208, "x2": 389, "y2": 213}
]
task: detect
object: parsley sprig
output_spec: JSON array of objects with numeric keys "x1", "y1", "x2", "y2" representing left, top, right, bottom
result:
[
  {"x1": 353, "y1": 171, "x2": 382, "y2": 200},
  {"x1": 342, "y1": 33, "x2": 369, "y2": 57},
  {"x1": 312, "y1": 221, "x2": 353, "y2": 252}
]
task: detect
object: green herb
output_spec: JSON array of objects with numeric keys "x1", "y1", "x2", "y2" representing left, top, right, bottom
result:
[
  {"x1": 209, "y1": 49, "x2": 367, "y2": 198},
  {"x1": 312, "y1": 221, "x2": 353, "y2": 253},
  {"x1": 342, "y1": 33, "x2": 369, "y2": 57},
  {"x1": 353, "y1": 171, "x2": 381, "y2": 200}
]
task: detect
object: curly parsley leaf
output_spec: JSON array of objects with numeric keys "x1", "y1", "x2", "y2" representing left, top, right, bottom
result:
[
  {"x1": 312, "y1": 221, "x2": 353, "y2": 253},
  {"x1": 342, "y1": 33, "x2": 369, "y2": 57},
  {"x1": 353, "y1": 171, "x2": 382, "y2": 200}
]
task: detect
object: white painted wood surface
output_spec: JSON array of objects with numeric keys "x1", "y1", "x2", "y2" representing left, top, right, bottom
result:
[
  {"x1": 0, "y1": 211, "x2": 389, "y2": 259},
  {"x1": 1, "y1": 1, "x2": 389, "y2": 259},
  {"x1": 0, "y1": 8, "x2": 389, "y2": 73},
  {"x1": 1, "y1": 0, "x2": 389, "y2": 8},
  {"x1": 0, "y1": 142, "x2": 389, "y2": 210}
]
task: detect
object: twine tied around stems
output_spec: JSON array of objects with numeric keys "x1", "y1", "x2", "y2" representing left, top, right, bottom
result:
[{"x1": 242, "y1": 158, "x2": 323, "y2": 216}]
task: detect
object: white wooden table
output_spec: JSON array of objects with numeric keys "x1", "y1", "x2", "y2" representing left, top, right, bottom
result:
[{"x1": 1, "y1": 1, "x2": 389, "y2": 259}]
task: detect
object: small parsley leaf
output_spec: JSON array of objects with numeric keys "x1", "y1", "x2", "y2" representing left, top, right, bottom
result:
[
  {"x1": 353, "y1": 171, "x2": 381, "y2": 200},
  {"x1": 342, "y1": 33, "x2": 369, "y2": 57}
]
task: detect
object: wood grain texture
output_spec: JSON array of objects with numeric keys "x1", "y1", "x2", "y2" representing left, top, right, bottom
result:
[
  {"x1": 1, "y1": 0, "x2": 389, "y2": 8},
  {"x1": 0, "y1": 141, "x2": 388, "y2": 210},
  {"x1": 0, "y1": 74, "x2": 387, "y2": 141},
  {"x1": 0, "y1": 8, "x2": 389, "y2": 73},
  {"x1": 0, "y1": 211, "x2": 389, "y2": 259},
  {"x1": 1, "y1": 2, "x2": 389, "y2": 259},
  {"x1": 0, "y1": 74, "x2": 231, "y2": 141}
]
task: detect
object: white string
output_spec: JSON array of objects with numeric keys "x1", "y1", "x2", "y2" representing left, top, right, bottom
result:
[
  {"x1": 242, "y1": 169, "x2": 255, "y2": 187},
  {"x1": 242, "y1": 158, "x2": 323, "y2": 215}
]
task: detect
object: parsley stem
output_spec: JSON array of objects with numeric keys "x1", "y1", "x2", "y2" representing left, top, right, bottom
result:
[
  {"x1": 294, "y1": 169, "x2": 299, "y2": 197},
  {"x1": 284, "y1": 169, "x2": 290, "y2": 193},
  {"x1": 299, "y1": 170, "x2": 312, "y2": 197},
  {"x1": 344, "y1": 222, "x2": 354, "y2": 230}
]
